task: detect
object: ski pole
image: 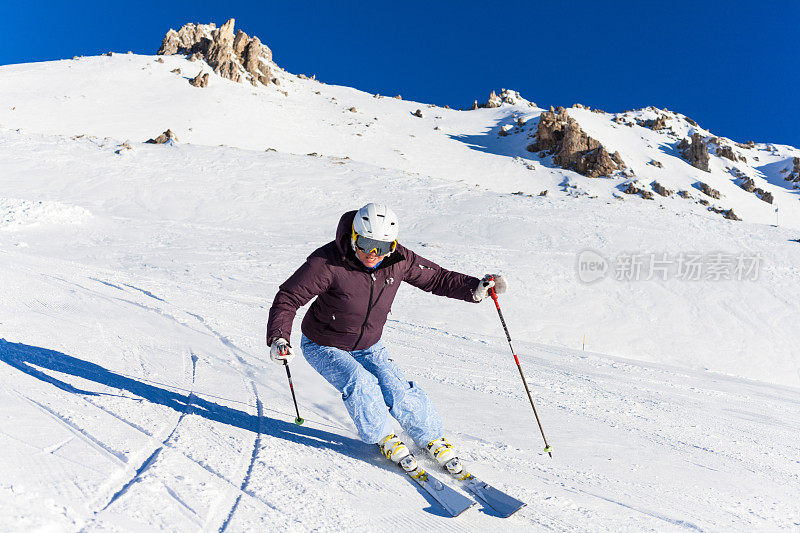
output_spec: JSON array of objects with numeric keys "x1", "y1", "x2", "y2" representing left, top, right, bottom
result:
[
  {"x1": 283, "y1": 361, "x2": 305, "y2": 426},
  {"x1": 489, "y1": 286, "x2": 552, "y2": 457}
]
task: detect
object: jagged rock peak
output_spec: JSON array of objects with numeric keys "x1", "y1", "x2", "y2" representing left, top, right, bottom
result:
[
  {"x1": 480, "y1": 89, "x2": 535, "y2": 108},
  {"x1": 157, "y1": 19, "x2": 274, "y2": 87}
]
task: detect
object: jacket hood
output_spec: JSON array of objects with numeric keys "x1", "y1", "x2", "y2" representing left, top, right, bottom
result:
[{"x1": 335, "y1": 210, "x2": 358, "y2": 257}]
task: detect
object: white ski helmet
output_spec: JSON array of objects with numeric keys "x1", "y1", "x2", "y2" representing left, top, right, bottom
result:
[{"x1": 352, "y1": 203, "x2": 399, "y2": 254}]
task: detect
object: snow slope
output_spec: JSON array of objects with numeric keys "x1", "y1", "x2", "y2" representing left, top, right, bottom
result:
[
  {"x1": 1, "y1": 51, "x2": 800, "y2": 531},
  {"x1": 2, "y1": 53, "x2": 799, "y2": 230}
]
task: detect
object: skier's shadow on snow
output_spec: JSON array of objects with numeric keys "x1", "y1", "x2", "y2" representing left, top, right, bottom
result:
[{"x1": 0, "y1": 340, "x2": 454, "y2": 517}]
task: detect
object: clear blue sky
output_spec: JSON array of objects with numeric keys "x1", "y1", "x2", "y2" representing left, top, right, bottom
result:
[{"x1": 4, "y1": 1, "x2": 799, "y2": 146}]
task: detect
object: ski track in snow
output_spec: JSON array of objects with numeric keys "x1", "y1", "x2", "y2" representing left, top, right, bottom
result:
[
  {"x1": 84, "y1": 348, "x2": 198, "y2": 527},
  {"x1": 190, "y1": 309, "x2": 273, "y2": 532},
  {"x1": 92, "y1": 286, "x2": 279, "y2": 531},
  {"x1": 19, "y1": 394, "x2": 129, "y2": 467},
  {"x1": 0, "y1": 273, "x2": 282, "y2": 530},
  {"x1": 214, "y1": 382, "x2": 264, "y2": 533}
]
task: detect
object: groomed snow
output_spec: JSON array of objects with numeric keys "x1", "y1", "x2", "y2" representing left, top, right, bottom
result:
[{"x1": 1, "y1": 53, "x2": 799, "y2": 531}]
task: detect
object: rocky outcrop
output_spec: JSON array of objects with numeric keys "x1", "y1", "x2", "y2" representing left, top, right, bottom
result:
[
  {"x1": 652, "y1": 181, "x2": 673, "y2": 197},
  {"x1": 145, "y1": 129, "x2": 178, "y2": 144},
  {"x1": 752, "y1": 184, "x2": 771, "y2": 203},
  {"x1": 189, "y1": 72, "x2": 209, "y2": 87},
  {"x1": 699, "y1": 182, "x2": 721, "y2": 199},
  {"x1": 114, "y1": 140, "x2": 133, "y2": 154},
  {"x1": 708, "y1": 206, "x2": 740, "y2": 221},
  {"x1": 738, "y1": 178, "x2": 773, "y2": 204},
  {"x1": 622, "y1": 181, "x2": 654, "y2": 200},
  {"x1": 739, "y1": 178, "x2": 756, "y2": 192},
  {"x1": 640, "y1": 115, "x2": 668, "y2": 130},
  {"x1": 724, "y1": 208, "x2": 741, "y2": 221},
  {"x1": 786, "y1": 157, "x2": 800, "y2": 182},
  {"x1": 709, "y1": 139, "x2": 747, "y2": 163},
  {"x1": 527, "y1": 107, "x2": 625, "y2": 178},
  {"x1": 479, "y1": 89, "x2": 534, "y2": 109},
  {"x1": 677, "y1": 134, "x2": 710, "y2": 172},
  {"x1": 715, "y1": 144, "x2": 739, "y2": 162},
  {"x1": 485, "y1": 91, "x2": 502, "y2": 108},
  {"x1": 622, "y1": 183, "x2": 638, "y2": 194},
  {"x1": 157, "y1": 19, "x2": 273, "y2": 86}
]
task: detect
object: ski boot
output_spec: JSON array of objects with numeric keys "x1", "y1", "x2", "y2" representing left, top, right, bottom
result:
[
  {"x1": 427, "y1": 437, "x2": 471, "y2": 480},
  {"x1": 378, "y1": 434, "x2": 428, "y2": 481},
  {"x1": 378, "y1": 433, "x2": 411, "y2": 462}
]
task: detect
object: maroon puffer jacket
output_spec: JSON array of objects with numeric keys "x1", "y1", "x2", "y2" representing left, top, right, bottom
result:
[{"x1": 267, "y1": 210, "x2": 480, "y2": 351}]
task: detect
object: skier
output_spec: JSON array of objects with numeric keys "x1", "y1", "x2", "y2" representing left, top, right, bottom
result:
[{"x1": 266, "y1": 202, "x2": 507, "y2": 476}]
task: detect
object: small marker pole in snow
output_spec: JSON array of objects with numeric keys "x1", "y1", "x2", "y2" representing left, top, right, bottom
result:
[
  {"x1": 283, "y1": 362, "x2": 305, "y2": 425},
  {"x1": 489, "y1": 285, "x2": 552, "y2": 457}
]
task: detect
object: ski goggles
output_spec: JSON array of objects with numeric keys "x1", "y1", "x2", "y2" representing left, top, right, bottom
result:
[{"x1": 352, "y1": 229, "x2": 397, "y2": 256}]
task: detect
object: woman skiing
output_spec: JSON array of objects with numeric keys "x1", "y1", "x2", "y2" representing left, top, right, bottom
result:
[{"x1": 266, "y1": 202, "x2": 507, "y2": 476}]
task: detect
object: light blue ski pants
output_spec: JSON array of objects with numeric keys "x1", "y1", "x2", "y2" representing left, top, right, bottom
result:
[{"x1": 300, "y1": 335, "x2": 444, "y2": 447}]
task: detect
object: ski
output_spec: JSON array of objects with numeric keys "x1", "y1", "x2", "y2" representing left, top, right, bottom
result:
[
  {"x1": 459, "y1": 474, "x2": 525, "y2": 518},
  {"x1": 398, "y1": 456, "x2": 475, "y2": 517},
  {"x1": 441, "y1": 459, "x2": 525, "y2": 518}
]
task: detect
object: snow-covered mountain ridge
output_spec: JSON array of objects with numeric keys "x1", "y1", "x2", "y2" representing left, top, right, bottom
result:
[{"x1": 1, "y1": 20, "x2": 798, "y2": 228}]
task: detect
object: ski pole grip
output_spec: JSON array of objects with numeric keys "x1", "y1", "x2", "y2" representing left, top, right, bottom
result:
[{"x1": 488, "y1": 286, "x2": 500, "y2": 309}]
